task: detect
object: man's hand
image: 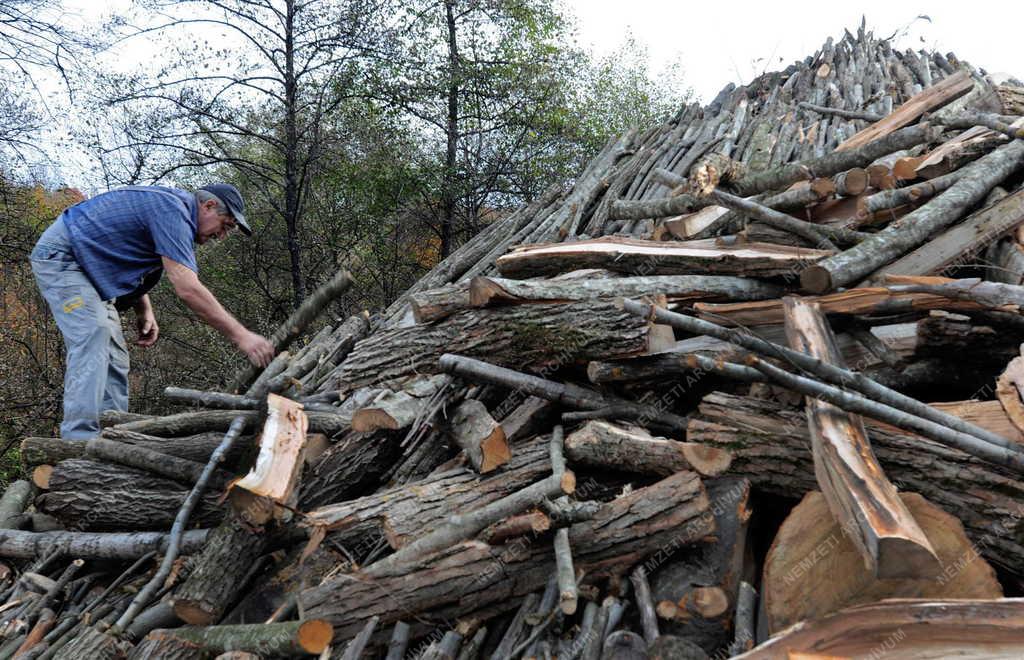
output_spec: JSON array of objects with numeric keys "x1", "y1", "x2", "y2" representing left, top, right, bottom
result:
[
  {"x1": 237, "y1": 330, "x2": 275, "y2": 367},
  {"x1": 133, "y1": 295, "x2": 159, "y2": 347},
  {"x1": 135, "y1": 310, "x2": 159, "y2": 347}
]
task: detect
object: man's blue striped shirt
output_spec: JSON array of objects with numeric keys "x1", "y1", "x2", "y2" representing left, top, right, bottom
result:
[{"x1": 60, "y1": 186, "x2": 198, "y2": 301}]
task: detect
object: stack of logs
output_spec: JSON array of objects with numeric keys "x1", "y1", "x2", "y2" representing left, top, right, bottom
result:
[{"x1": 3, "y1": 25, "x2": 1024, "y2": 660}]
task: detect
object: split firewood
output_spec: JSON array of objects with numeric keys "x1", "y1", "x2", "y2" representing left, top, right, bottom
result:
[
  {"x1": 866, "y1": 189, "x2": 1024, "y2": 281},
  {"x1": 764, "y1": 490, "x2": 1001, "y2": 633},
  {"x1": 689, "y1": 391, "x2": 1024, "y2": 570},
  {"x1": 658, "y1": 206, "x2": 730, "y2": 240},
  {"x1": 800, "y1": 139, "x2": 1024, "y2": 293},
  {"x1": 469, "y1": 274, "x2": 783, "y2": 308},
  {"x1": 447, "y1": 399, "x2": 509, "y2": 473},
  {"x1": 494, "y1": 237, "x2": 832, "y2": 280},
  {"x1": 836, "y1": 70, "x2": 973, "y2": 151},
  {"x1": 299, "y1": 469, "x2": 714, "y2": 640},
  {"x1": 735, "y1": 599, "x2": 1024, "y2": 659},
  {"x1": 564, "y1": 421, "x2": 731, "y2": 477},
  {"x1": 784, "y1": 297, "x2": 938, "y2": 578},
  {"x1": 650, "y1": 478, "x2": 750, "y2": 654}
]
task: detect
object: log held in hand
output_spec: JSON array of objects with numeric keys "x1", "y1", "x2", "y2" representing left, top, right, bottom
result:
[{"x1": 783, "y1": 297, "x2": 938, "y2": 579}]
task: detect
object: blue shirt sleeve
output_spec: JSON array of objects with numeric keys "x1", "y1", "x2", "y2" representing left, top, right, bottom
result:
[{"x1": 145, "y1": 195, "x2": 198, "y2": 272}]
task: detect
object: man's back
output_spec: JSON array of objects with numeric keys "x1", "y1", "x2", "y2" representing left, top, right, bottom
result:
[{"x1": 62, "y1": 185, "x2": 199, "y2": 301}]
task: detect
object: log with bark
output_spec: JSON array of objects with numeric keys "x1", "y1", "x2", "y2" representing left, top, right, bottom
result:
[
  {"x1": 688, "y1": 391, "x2": 1024, "y2": 570},
  {"x1": 333, "y1": 299, "x2": 662, "y2": 390},
  {"x1": 763, "y1": 490, "x2": 1001, "y2": 634},
  {"x1": 494, "y1": 237, "x2": 832, "y2": 280},
  {"x1": 564, "y1": 421, "x2": 731, "y2": 477},
  {"x1": 650, "y1": 478, "x2": 751, "y2": 655},
  {"x1": 783, "y1": 296, "x2": 938, "y2": 579},
  {"x1": 0, "y1": 529, "x2": 210, "y2": 560},
  {"x1": 800, "y1": 139, "x2": 1024, "y2": 293},
  {"x1": 140, "y1": 621, "x2": 333, "y2": 657},
  {"x1": 447, "y1": 399, "x2": 510, "y2": 473},
  {"x1": 468, "y1": 274, "x2": 783, "y2": 309},
  {"x1": 34, "y1": 489, "x2": 223, "y2": 532},
  {"x1": 350, "y1": 375, "x2": 448, "y2": 433},
  {"x1": 299, "y1": 470, "x2": 715, "y2": 640}
]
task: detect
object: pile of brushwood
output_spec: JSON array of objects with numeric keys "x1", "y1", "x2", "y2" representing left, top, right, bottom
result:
[{"x1": 4, "y1": 24, "x2": 1024, "y2": 660}]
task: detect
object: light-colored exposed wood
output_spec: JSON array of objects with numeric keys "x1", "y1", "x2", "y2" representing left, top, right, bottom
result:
[
  {"x1": 763, "y1": 491, "x2": 1001, "y2": 634},
  {"x1": 494, "y1": 236, "x2": 832, "y2": 279},
  {"x1": 233, "y1": 394, "x2": 308, "y2": 503},
  {"x1": 694, "y1": 282, "x2": 982, "y2": 326},
  {"x1": 660, "y1": 206, "x2": 730, "y2": 240},
  {"x1": 836, "y1": 70, "x2": 973, "y2": 151},
  {"x1": 784, "y1": 298, "x2": 938, "y2": 580},
  {"x1": 448, "y1": 399, "x2": 510, "y2": 474},
  {"x1": 997, "y1": 352, "x2": 1024, "y2": 436}
]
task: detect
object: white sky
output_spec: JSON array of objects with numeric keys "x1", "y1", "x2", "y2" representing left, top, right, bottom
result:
[{"x1": 560, "y1": 1, "x2": 1024, "y2": 102}]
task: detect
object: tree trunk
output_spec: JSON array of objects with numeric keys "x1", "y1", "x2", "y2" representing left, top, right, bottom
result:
[
  {"x1": 298, "y1": 430, "x2": 403, "y2": 509},
  {"x1": 565, "y1": 421, "x2": 730, "y2": 477},
  {"x1": 494, "y1": 237, "x2": 831, "y2": 280},
  {"x1": 336, "y1": 300, "x2": 659, "y2": 390},
  {"x1": 298, "y1": 470, "x2": 715, "y2": 640},
  {"x1": 688, "y1": 391, "x2": 1024, "y2": 571},
  {"x1": 801, "y1": 139, "x2": 1024, "y2": 293},
  {"x1": 38, "y1": 460, "x2": 187, "y2": 494},
  {"x1": 85, "y1": 439, "x2": 230, "y2": 489},
  {"x1": 763, "y1": 490, "x2": 1001, "y2": 635},
  {"x1": 35, "y1": 489, "x2": 223, "y2": 532},
  {"x1": 172, "y1": 509, "x2": 268, "y2": 626},
  {"x1": 303, "y1": 436, "x2": 550, "y2": 549},
  {"x1": 650, "y1": 478, "x2": 751, "y2": 655},
  {"x1": 469, "y1": 275, "x2": 783, "y2": 309},
  {"x1": 141, "y1": 621, "x2": 333, "y2": 657},
  {"x1": 866, "y1": 189, "x2": 1024, "y2": 281},
  {"x1": 783, "y1": 297, "x2": 938, "y2": 579}
]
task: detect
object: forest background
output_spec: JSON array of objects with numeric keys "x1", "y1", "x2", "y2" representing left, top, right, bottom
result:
[{"x1": 0, "y1": 0, "x2": 691, "y2": 470}]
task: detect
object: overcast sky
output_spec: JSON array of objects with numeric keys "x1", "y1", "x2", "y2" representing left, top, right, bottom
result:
[{"x1": 560, "y1": 1, "x2": 1023, "y2": 102}]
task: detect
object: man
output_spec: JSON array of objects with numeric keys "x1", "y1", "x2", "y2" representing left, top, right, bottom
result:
[{"x1": 30, "y1": 183, "x2": 275, "y2": 440}]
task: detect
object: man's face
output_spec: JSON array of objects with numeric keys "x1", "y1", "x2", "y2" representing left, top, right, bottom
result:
[{"x1": 196, "y1": 200, "x2": 237, "y2": 244}]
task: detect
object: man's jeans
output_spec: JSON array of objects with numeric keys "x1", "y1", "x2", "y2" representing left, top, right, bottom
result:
[{"x1": 30, "y1": 220, "x2": 129, "y2": 440}]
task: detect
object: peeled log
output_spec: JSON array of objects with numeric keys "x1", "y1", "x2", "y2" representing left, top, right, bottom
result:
[
  {"x1": 565, "y1": 420, "x2": 730, "y2": 477},
  {"x1": 299, "y1": 470, "x2": 715, "y2": 640},
  {"x1": 784, "y1": 297, "x2": 938, "y2": 579},
  {"x1": 336, "y1": 300, "x2": 659, "y2": 390},
  {"x1": 495, "y1": 237, "x2": 832, "y2": 280},
  {"x1": 763, "y1": 491, "x2": 1002, "y2": 634},
  {"x1": 735, "y1": 599, "x2": 1024, "y2": 660},
  {"x1": 687, "y1": 391, "x2": 1024, "y2": 571}
]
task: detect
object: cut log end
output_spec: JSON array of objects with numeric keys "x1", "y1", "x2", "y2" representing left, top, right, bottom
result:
[
  {"x1": 32, "y1": 465, "x2": 52, "y2": 490},
  {"x1": 172, "y1": 600, "x2": 217, "y2": 626},
  {"x1": 560, "y1": 593, "x2": 578, "y2": 615},
  {"x1": 689, "y1": 586, "x2": 729, "y2": 618},
  {"x1": 800, "y1": 265, "x2": 833, "y2": 294},
  {"x1": 656, "y1": 600, "x2": 678, "y2": 620},
  {"x1": 680, "y1": 444, "x2": 732, "y2": 476},
  {"x1": 350, "y1": 409, "x2": 400, "y2": 433},
  {"x1": 478, "y1": 430, "x2": 511, "y2": 473},
  {"x1": 298, "y1": 619, "x2": 334, "y2": 654},
  {"x1": 560, "y1": 470, "x2": 577, "y2": 495},
  {"x1": 876, "y1": 536, "x2": 942, "y2": 580}
]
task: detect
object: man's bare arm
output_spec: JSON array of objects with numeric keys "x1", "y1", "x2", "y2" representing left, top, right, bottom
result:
[{"x1": 162, "y1": 257, "x2": 274, "y2": 366}]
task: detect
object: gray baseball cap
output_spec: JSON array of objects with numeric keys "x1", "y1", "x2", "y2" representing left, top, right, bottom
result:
[{"x1": 199, "y1": 183, "x2": 251, "y2": 236}]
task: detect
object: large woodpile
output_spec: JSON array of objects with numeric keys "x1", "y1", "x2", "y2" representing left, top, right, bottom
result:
[{"x1": 4, "y1": 25, "x2": 1024, "y2": 659}]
